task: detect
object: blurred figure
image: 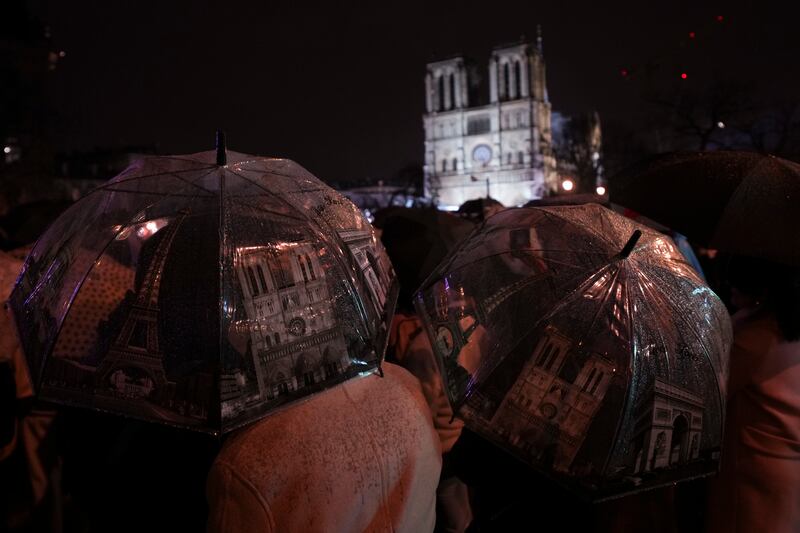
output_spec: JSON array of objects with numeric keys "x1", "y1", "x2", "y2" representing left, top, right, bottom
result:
[
  {"x1": 456, "y1": 198, "x2": 504, "y2": 223},
  {"x1": 388, "y1": 313, "x2": 472, "y2": 533},
  {"x1": 707, "y1": 256, "x2": 800, "y2": 533},
  {"x1": 379, "y1": 207, "x2": 475, "y2": 532},
  {"x1": 0, "y1": 250, "x2": 62, "y2": 533},
  {"x1": 206, "y1": 362, "x2": 441, "y2": 533}
]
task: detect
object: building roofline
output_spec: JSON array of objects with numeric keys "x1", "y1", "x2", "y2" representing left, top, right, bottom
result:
[
  {"x1": 491, "y1": 39, "x2": 532, "y2": 52},
  {"x1": 426, "y1": 53, "x2": 466, "y2": 67}
]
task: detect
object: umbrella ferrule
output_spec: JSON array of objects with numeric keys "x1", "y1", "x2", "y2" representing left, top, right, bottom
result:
[
  {"x1": 618, "y1": 229, "x2": 642, "y2": 259},
  {"x1": 215, "y1": 130, "x2": 226, "y2": 166}
]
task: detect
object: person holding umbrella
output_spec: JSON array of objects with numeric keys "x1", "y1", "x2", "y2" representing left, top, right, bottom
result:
[
  {"x1": 8, "y1": 139, "x2": 443, "y2": 532},
  {"x1": 612, "y1": 150, "x2": 800, "y2": 531},
  {"x1": 706, "y1": 257, "x2": 800, "y2": 533},
  {"x1": 413, "y1": 203, "x2": 732, "y2": 530}
]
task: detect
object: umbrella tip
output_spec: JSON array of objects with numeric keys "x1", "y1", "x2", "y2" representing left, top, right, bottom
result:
[
  {"x1": 215, "y1": 130, "x2": 226, "y2": 166},
  {"x1": 619, "y1": 229, "x2": 643, "y2": 259}
]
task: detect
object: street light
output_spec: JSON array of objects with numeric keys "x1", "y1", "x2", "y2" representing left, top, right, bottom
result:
[
  {"x1": 596, "y1": 185, "x2": 606, "y2": 195},
  {"x1": 562, "y1": 179, "x2": 574, "y2": 192},
  {"x1": 470, "y1": 175, "x2": 491, "y2": 198}
]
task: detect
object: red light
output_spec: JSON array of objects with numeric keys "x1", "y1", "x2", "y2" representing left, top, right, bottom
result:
[
  {"x1": 716, "y1": 15, "x2": 724, "y2": 22},
  {"x1": 620, "y1": 68, "x2": 629, "y2": 77},
  {"x1": 689, "y1": 31, "x2": 696, "y2": 39},
  {"x1": 681, "y1": 72, "x2": 688, "y2": 79}
]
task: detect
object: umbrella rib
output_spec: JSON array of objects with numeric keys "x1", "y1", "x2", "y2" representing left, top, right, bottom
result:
[
  {"x1": 85, "y1": 189, "x2": 216, "y2": 197},
  {"x1": 34, "y1": 223, "x2": 130, "y2": 382},
  {"x1": 601, "y1": 264, "x2": 640, "y2": 476},
  {"x1": 442, "y1": 248, "x2": 609, "y2": 277},
  {"x1": 233, "y1": 166, "x2": 325, "y2": 187},
  {"x1": 97, "y1": 167, "x2": 220, "y2": 200},
  {"x1": 36, "y1": 168, "x2": 220, "y2": 382},
  {"x1": 636, "y1": 265, "x2": 725, "y2": 412},
  {"x1": 143, "y1": 154, "x2": 225, "y2": 166},
  {"x1": 220, "y1": 168, "x2": 322, "y2": 223},
  {"x1": 96, "y1": 165, "x2": 216, "y2": 189},
  {"x1": 223, "y1": 197, "x2": 309, "y2": 224},
  {"x1": 534, "y1": 208, "x2": 621, "y2": 249},
  {"x1": 582, "y1": 262, "x2": 623, "y2": 339},
  {"x1": 461, "y1": 262, "x2": 619, "y2": 408},
  {"x1": 170, "y1": 170, "x2": 221, "y2": 196}
]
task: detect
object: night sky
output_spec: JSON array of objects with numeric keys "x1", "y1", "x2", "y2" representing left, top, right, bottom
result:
[{"x1": 27, "y1": 0, "x2": 799, "y2": 184}]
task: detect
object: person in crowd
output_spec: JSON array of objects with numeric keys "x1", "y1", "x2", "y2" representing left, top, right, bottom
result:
[
  {"x1": 379, "y1": 209, "x2": 474, "y2": 532},
  {"x1": 206, "y1": 361, "x2": 442, "y2": 533},
  {"x1": 707, "y1": 256, "x2": 800, "y2": 533},
  {"x1": 387, "y1": 312, "x2": 472, "y2": 533}
]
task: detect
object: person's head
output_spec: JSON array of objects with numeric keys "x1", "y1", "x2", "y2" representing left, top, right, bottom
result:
[{"x1": 726, "y1": 255, "x2": 800, "y2": 341}]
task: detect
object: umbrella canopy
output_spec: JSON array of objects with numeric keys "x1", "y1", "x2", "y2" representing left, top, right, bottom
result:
[
  {"x1": 373, "y1": 207, "x2": 474, "y2": 308},
  {"x1": 414, "y1": 204, "x2": 731, "y2": 501},
  {"x1": 610, "y1": 150, "x2": 800, "y2": 265},
  {"x1": 9, "y1": 145, "x2": 398, "y2": 435}
]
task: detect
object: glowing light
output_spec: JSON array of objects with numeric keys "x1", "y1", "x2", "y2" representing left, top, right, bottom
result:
[
  {"x1": 561, "y1": 179, "x2": 574, "y2": 192},
  {"x1": 620, "y1": 68, "x2": 629, "y2": 77},
  {"x1": 145, "y1": 221, "x2": 158, "y2": 233},
  {"x1": 2, "y1": 146, "x2": 10, "y2": 154},
  {"x1": 596, "y1": 185, "x2": 606, "y2": 195},
  {"x1": 59, "y1": 50, "x2": 66, "y2": 58},
  {"x1": 681, "y1": 72, "x2": 688, "y2": 80},
  {"x1": 717, "y1": 121, "x2": 725, "y2": 128},
  {"x1": 716, "y1": 15, "x2": 724, "y2": 22},
  {"x1": 689, "y1": 31, "x2": 696, "y2": 39}
]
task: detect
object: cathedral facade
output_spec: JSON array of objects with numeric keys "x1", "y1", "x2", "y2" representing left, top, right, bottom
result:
[{"x1": 422, "y1": 37, "x2": 559, "y2": 208}]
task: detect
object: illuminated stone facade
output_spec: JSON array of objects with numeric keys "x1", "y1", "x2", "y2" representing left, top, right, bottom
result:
[{"x1": 423, "y1": 39, "x2": 559, "y2": 208}]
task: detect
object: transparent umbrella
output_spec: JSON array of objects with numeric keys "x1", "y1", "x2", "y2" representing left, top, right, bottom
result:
[
  {"x1": 10, "y1": 134, "x2": 398, "y2": 435},
  {"x1": 414, "y1": 204, "x2": 731, "y2": 501}
]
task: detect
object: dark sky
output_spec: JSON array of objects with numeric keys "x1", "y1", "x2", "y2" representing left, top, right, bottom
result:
[{"x1": 27, "y1": 0, "x2": 799, "y2": 184}]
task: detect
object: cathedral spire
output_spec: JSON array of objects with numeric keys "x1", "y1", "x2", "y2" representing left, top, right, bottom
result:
[{"x1": 536, "y1": 24, "x2": 543, "y2": 55}]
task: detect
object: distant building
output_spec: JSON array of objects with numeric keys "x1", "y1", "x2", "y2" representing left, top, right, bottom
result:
[{"x1": 422, "y1": 33, "x2": 602, "y2": 207}]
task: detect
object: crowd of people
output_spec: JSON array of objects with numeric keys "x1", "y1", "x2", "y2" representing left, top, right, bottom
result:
[{"x1": 1, "y1": 199, "x2": 799, "y2": 533}]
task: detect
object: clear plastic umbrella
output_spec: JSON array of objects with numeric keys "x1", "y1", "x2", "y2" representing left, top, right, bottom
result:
[
  {"x1": 414, "y1": 204, "x2": 731, "y2": 500},
  {"x1": 10, "y1": 134, "x2": 398, "y2": 434}
]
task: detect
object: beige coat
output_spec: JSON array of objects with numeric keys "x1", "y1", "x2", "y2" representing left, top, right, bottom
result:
[
  {"x1": 388, "y1": 313, "x2": 464, "y2": 453},
  {"x1": 707, "y1": 311, "x2": 800, "y2": 532},
  {"x1": 206, "y1": 363, "x2": 442, "y2": 533}
]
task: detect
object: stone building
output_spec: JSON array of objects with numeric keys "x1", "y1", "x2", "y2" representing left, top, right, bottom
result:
[{"x1": 422, "y1": 34, "x2": 558, "y2": 208}]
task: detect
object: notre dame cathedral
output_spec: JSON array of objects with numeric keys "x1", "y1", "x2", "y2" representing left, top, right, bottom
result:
[{"x1": 423, "y1": 32, "x2": 601, "y2": 208}]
